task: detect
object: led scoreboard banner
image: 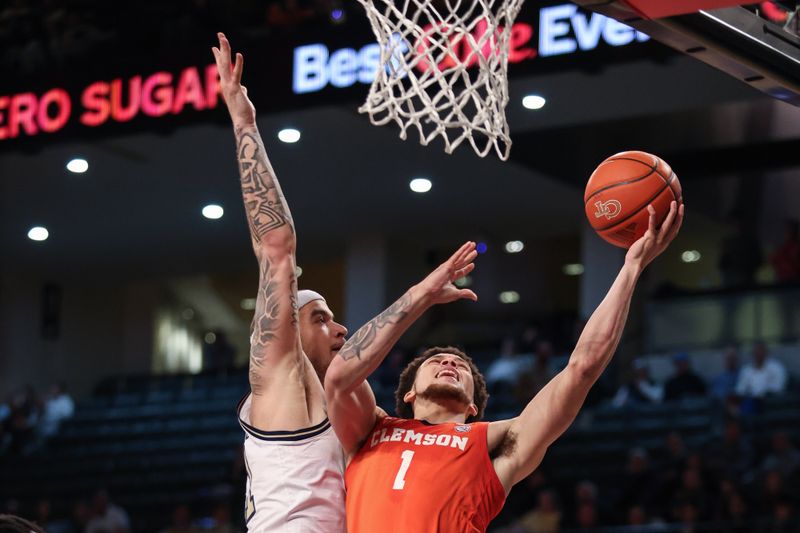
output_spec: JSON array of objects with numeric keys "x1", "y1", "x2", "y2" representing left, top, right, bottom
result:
[{"x1": 0, "y1": 1, "x2": 658, "y2": 146}]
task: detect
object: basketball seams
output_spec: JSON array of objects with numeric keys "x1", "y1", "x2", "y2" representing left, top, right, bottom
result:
[
  {"x1": 583, "y1": 158, "x2": 657, "y2": 204},
  {"x1": 595, "y1": 182, "x2": 672, "y2": 231}
]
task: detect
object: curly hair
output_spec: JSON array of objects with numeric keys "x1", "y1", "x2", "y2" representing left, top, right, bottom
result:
[
  {"x1": 0, "y1": 514, "x2": 44, "y2": 533},
  {"x1": 394, "y1": 346, "x2": 488, "y2": 423}
]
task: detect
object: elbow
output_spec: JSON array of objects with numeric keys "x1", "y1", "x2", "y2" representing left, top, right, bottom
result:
[
  {"x1": 257, "y1": 228, "x2": 296, "y2": 258},
  {"x1": 324, "y1": 359, "x2": 347, "y2": 397},
  {"x1": 568, "y1": 348, "x2": 606, "y2": 383}
]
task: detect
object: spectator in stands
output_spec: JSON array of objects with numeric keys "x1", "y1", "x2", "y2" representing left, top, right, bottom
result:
[
  {"x1": 617, "y1": 448, "x2": 657, "y2": 514},
  {"x1": 705, "y1": 420, "x2": 755, "y2": 481},
  {"x1": 664, "y1": 353, "x2": 707, "y2": 402},
  {"x1": 486, "y1": 336, "x2": 526, "y2": 390},
  {"x1": 765, "y1": 498, "x2": 797, "y2": 533},
  {"x1": 85, "y1": 489, "x2": 130, "y2": 533},
  {"x1": 762, "y1": 432, "x2": 800, "y2": 478},
  {"x1": 720, "y1": 492, "x2": 750, "y2": 533},
  {"x1": 670, "y1": 467, "x2": 709, "y2": 521},
  {"x1": 736, "y1": 341, "x2": 788, "y2": 399},
  {"x1": 711, "y1": 345, "x2": 741, "y2": 401},
  {"x1": 655, "y1": 432, "x2": 689, "y2": 504},
  {"x1": 517, "y1": 325, "x2": 540, "y2": 354},
  {"x1": 757, "y1": 470, "x2": 796, "y2": 518},
  {"x1": 565, "y1": 481, "x2": 608, "y2": 528},
  {"x1": 515, "y1": 340, "x2": 555, "y2": 402},
  {"x1": 0, "y1": 514, "x2": 44, "y2": 533},
  {"x1": 612, "y1": 358, "x2": 663, "y2": 407},
  {"x1": 626, "y1": 505, "x2": 648, "y2": 527},
  {"x1": 207, "y1": 502, "x2": 236, "y2": 533},
  {"x1": 514, "y1": 489, "x2": 562, "y2": 533},
  {"x1": 39, "y1": 382, "x2": 74, "y2": 438},
  {"x1": 161, "y1": 504, "x2": 198, "y2": 533},
  {"x1": 770, "y1": 219, "x2": 800, "y2": 283}
]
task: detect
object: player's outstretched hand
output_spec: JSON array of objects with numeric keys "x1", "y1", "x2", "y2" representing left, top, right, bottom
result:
[
  {"x1": 625, "y1": 201, "x2": 684, "y2": 270},
  {"x1": 415, "y1": 241, "x2": 478, "y2": 305},
  {"x1": 212, "y1": 32, "x2": 256, "y2": 128}
]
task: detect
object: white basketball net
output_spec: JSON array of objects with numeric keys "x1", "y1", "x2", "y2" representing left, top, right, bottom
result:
[{"x1": 357, "y1": 0, "x2": 525, "y2": 160}]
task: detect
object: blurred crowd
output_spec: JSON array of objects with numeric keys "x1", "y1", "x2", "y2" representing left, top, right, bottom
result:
[{"x1": 0, "y1": 382, "x2": 73, "y2": 457}]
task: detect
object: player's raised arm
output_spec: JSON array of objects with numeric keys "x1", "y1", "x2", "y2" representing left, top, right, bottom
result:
[
  {"x1": 213, "y1": 33, "x2": 301, "y2": 425},
  {"x1": 325, "y1": 242, "x2": 478, "y2": 455},
  {"x1": 491, "y1": 202, "x2": 684, "y2": 492}
]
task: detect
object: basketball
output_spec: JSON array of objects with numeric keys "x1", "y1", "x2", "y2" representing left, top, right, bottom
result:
[{"x1": 584, "y1": 151, "x2": 682, "y2": 249}]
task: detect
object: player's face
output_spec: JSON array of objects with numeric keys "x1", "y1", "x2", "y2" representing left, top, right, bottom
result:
[
  {"x1": 299, "y1": 300, "x2": 347, "y2": 375},
  {"x1": 407, "y1": 353, "x2": 477, "y2": 416}
]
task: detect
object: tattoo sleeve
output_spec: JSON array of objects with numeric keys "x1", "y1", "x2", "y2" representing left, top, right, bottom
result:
[
  {"x1": 337, "y1": 292, "x2": 412, "y2": 361},
  {"x1": 235, "y1": 125, "x2": 294, "y2": 250},
  {"x1": 235, "y1": 125, "x2": 300, "y2": 394}
]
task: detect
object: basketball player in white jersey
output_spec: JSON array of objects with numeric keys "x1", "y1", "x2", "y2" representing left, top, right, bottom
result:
[{"x1": 213, "y1": 33, "x2": 368, "y2": 531}]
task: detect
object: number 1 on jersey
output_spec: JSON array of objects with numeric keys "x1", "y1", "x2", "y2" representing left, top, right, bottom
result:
[{"x1": 392, "y1": 450, "x2": 415, "y2": 490}]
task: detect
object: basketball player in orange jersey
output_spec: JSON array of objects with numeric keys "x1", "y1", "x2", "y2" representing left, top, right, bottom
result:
[
  {"x1": 213, "y1": 33, "x2": 356, "y2": 531},
  {"x1": 326, "y1": 202, "x2": 684, "y2": 532}
]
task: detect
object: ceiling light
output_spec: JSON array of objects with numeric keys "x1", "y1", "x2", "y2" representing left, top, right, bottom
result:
[
  {"x1": 202, "y1": 204, "x2": 224, "y2": 219},
  {"x1": 476, "y1": 242, "x2": 488, "y2": 254},
  {"x1": 504, "y1": 240, "x2": 524, "y2": 253},
  {"x1": 499, "y1": 291, "x2": 520, "y2": 304},
  {"x1": 409, "y1": 178, "x2": 432, "y2": 193},
  {"x1": 27, "y1": 226, "x2": 49, "y2": 242},
  {"x1": 522, "y1": 95, "x2": 546, "y2": 110},
  {"x1": 66, "y1": 158, "x2": 88, "y2": 173},
  {"x1": 681, "y1": 250, "x2": 701, "y2": 263},
  {"x1": 241, "y1": 298, "x2": 257, "y2": 311},
  {"x1": 278, "y1": 128, "x2": 301, "y2": 143},
  {"x1": 563, "y1": 263, "x2": 584, "y2": 276},
  {"x1": 204, "y1": 332, "x2": 217, "y2": 344},
  {"x1": 454, "y1": 276, "x2": 472, "y2": 288},
  {"x1": 295, "y1": 266, "x2": 303, "y2": 277}
]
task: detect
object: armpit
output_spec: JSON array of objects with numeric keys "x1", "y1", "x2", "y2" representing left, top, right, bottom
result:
[{"x1": 490, "y1": 429, "x2": 518, "y2": 460}]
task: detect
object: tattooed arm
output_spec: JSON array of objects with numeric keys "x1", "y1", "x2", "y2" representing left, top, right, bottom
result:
[
  {"x1": 214, "y1": 33, "x2": 305, "y2": 430},
  {"x1": 325, "y1": 242, "x2": 478, "y2": 455}
]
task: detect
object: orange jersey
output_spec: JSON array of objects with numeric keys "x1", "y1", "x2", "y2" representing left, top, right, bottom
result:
[{"x1": 345, "y1": 416, "x2": 506, "y2": 533}]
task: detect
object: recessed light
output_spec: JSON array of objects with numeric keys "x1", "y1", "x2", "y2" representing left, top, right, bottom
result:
[
  {"x1": 476, "y1": 242, "x2": 488, "y2": 254},
  {"x1": 278, "y1": 128, "x2": 301, "y2": 143},
  {"x1": 499, "y1": 291, "x2": 520, "y2": 304},
  {"x1": 204, "y1": 332, "x2": 217, "y2": 344},
  {"x1": 522, "y1": 95, "x2": 546, "y2": 110},
  {"x1": 66, "y1": 158, "x2": 88, "y2": 173},
  {"x1": 27, "y1": 226, "x2": 49, "y2": 242},
  {"x1": 202, "y1": 204, "x2": 224, "y2": 219},
  {"x1": 455, "y1": 276, "x2": 472, "y2": 288},
  {"x1": 504, "y1": 240, "x2": 524, "y2": 253},
  {"x1": 681, "y1": 250, "x2": 701, "y2": 263},
  {"x1": 241, "y1": 298, "x2": 257, "y2": 310},
  {"x1": 409, "y1": 178, "x2": 432, "y2": 193},
  {"x1": 563, "y1": 263, "x2": 584, "y2": 276},
  {"x1": 296, "y1": 266, "x2": 303, "y2": 277}
]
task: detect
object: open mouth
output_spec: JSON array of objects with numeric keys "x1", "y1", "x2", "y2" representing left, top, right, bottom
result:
[
  {"x1": 332, "y1": 344, "x2": 344, "y2": 353},
  {"x1": 436, "y1": 369, "x2": 459, "y2": 382}
]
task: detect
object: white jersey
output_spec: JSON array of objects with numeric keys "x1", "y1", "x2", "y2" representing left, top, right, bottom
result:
[{"x1": 237, "y1": 394, "x2": 346, "y2": 533}]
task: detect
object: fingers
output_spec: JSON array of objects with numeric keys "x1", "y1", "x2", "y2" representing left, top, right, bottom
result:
[
  {"x1": 656, "y1": 201, "x2": 678, "y2": 243},
  {"x1": 233, "y1": 52, "x2": 244, "y2": 83},
  {"x1": 646, "y1": 204, "x2": 656, "y2": 235},
  {"x1": 458, "y1": 289, "x2": 478, "y2": 302},
  {"x1": 447, "y1": 241, "x2": 476, "y2": 269},
  {"x1": 452, "y1": 262, "x2": 475, "y2": 281},
  {"x1": 665, "y1": 203, "x2": 684, "y2": 242}
]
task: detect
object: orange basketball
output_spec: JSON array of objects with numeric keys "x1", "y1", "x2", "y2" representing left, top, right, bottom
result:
[{"x1": 584, "y1": 151, "x2": 682, "y2": 249}]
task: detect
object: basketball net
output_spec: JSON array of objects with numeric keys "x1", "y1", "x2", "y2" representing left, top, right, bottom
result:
[{"x1": 357, "y1": 0, "x2": 525, "y2": 160}]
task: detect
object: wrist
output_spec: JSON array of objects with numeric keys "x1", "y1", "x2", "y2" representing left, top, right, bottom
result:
[
  {"x1": 233, "y1": 120, "x2": 258, "y2": 134},
  {"x1": 409, "y1": 284, "x2": 435, "y2": 309},
  {"x1": 621, "y1": 260, "x2": 644, "y2": 279}
]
